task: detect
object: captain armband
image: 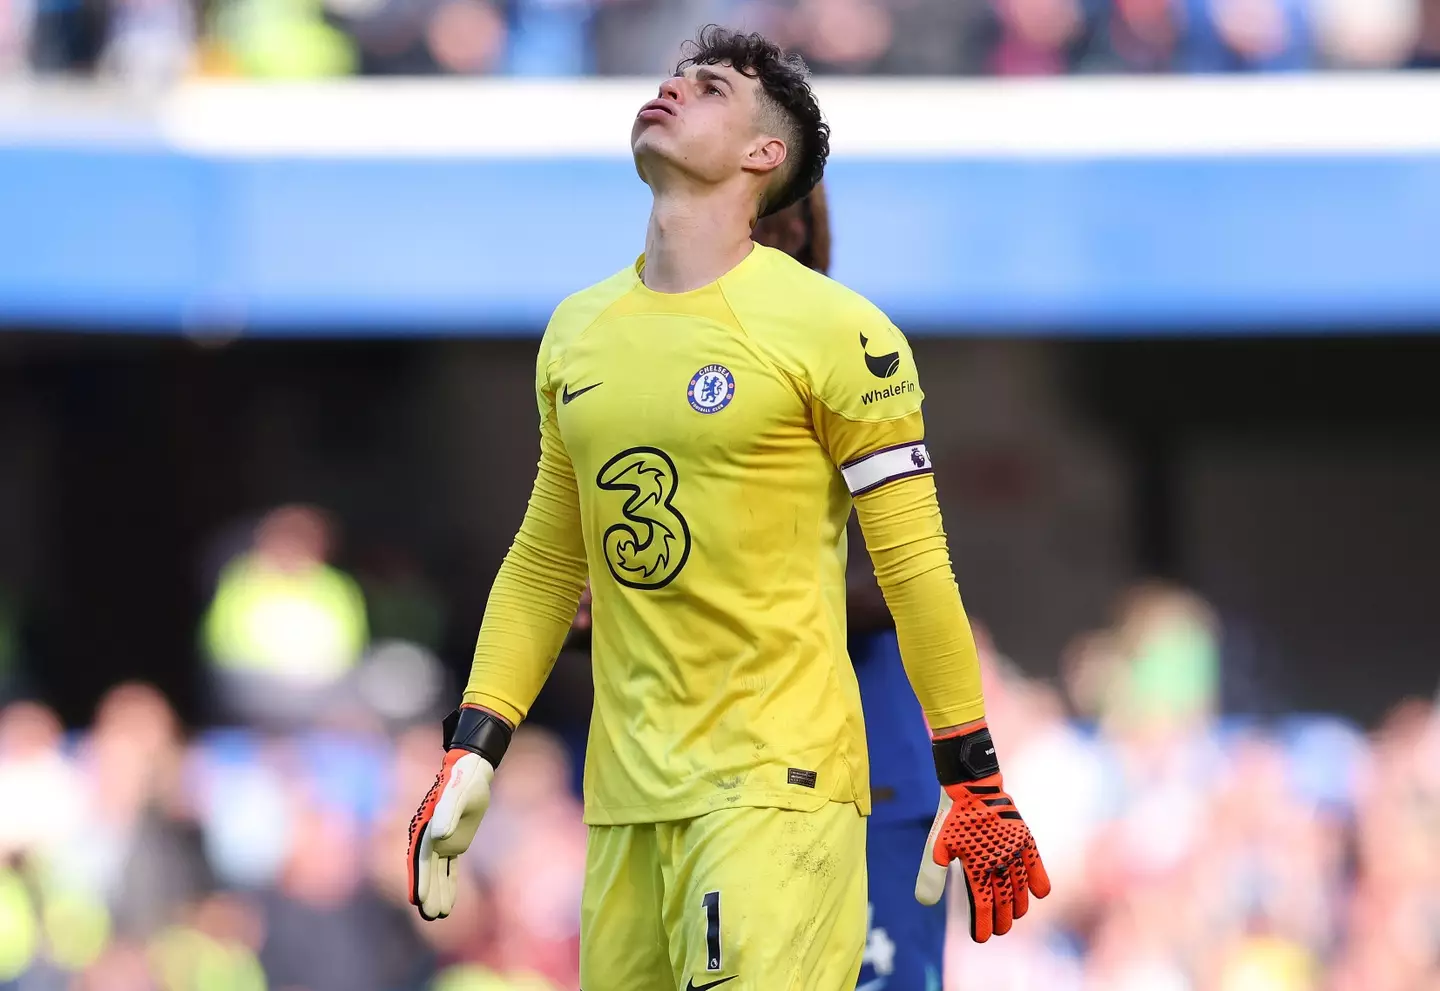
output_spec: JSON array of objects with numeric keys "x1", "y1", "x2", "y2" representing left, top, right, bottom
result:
[{"x1": 840, "y1": 440, "x2": 934, "y2": 496}]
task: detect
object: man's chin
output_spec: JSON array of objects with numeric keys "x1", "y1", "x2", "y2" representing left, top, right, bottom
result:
[
  {"x1": 631, "y1": 123, "x2": 665, "y2": 153},
  {"x1": 631, "y1": 134, "x2": 674, "y2": 175}
]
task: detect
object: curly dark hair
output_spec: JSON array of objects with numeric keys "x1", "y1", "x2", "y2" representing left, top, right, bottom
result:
[{"x1": 675, "y1": 25, "x2": 831, "y2": 219}]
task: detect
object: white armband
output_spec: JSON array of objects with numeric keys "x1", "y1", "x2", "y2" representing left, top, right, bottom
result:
[{"x1": 840, "y1": 441, "x2": 933, "y2": 496}]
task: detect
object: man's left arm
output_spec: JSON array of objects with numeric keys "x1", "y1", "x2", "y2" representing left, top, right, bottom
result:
[
  {"x1": 849, "y1": 465, "x2": 984, "y2": 730},
  {"x1": 812, "y1": 313, "x2": 1050, "y2": 940}
]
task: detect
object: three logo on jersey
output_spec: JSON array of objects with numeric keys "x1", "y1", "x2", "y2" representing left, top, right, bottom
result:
[
  {"x1": 572, "y1": 365, "x2": 736, "y2": 592},
  {"x1": 576, "y1": 343, "x2": 917, "y2": 590},
  {"x1": 596, "y1": 446, "x2": 691, "y2": 589}
]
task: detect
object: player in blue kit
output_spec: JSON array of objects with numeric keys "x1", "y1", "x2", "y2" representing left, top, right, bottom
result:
[
  {"x1": 753, "y1": 182, "x2": 946, "y2": 991},
  {"x1": 847, "y1": 573, "x2": 947, "y2": 991}
]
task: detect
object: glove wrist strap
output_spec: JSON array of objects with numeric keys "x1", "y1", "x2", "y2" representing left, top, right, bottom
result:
[
  {"x1": 932, "y1": 723, "x2": 1000, "y2": 786},
  {"x1": 441, "y1": 704, "x2": 513, "y2": 768}
]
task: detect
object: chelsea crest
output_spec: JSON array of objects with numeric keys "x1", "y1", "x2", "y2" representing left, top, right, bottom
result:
[{"x1": 687, "y1": 364, "x2": 736, "y2": 414}]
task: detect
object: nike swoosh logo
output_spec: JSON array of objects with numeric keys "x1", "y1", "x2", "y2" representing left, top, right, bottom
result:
[
  {"x1": 686, "y1": 978, "x2": 738, "y2": 991},
  {"x1": 561, "y1": 382, "x2": 602, "y2": 404}
]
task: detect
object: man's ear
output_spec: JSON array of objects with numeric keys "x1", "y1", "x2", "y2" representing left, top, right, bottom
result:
[{"x1": 744, "y1": 135, "x2": 787, "y2": 177}]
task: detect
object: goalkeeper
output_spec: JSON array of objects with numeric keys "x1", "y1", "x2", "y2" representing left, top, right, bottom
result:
[{"x1": 408, "y1": 26, "x2": 1049, "y2": 991}]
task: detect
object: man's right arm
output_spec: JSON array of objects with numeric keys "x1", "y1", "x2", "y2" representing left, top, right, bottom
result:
[
  {"x1": 463, "y1": 403, "x2": 588, "y2": 727},
  {"x1": 408, "y1": 324, "x2": 590, "y2": 922}
]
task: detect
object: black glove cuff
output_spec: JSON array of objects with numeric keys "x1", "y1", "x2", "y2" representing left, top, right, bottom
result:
[
  {"x1": 932, "y1": 725, "x2": 1000, "y2": 786},
  {"x1": 441, "y1": 706, "x2": 513, "y2": 768}
]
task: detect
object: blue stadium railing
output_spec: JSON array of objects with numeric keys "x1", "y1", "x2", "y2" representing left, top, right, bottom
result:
[{"x1": 3, "y1": 77, "x2": 1440, "y2": 336}]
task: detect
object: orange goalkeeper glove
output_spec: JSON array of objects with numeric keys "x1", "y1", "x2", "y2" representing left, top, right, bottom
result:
[
  {"x1": 914, "y1": 721, "x2": 1051, "y2": 942},
  {"x1": 407, "y1": 704, "x2": 512, "y2": 921}
]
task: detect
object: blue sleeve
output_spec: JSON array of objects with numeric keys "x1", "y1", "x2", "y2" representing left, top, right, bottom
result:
[{"x1": 852, "y1": 629, "x2": 941, "y2": 824}]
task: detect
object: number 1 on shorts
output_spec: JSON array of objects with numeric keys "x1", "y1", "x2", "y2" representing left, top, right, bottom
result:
[{"x1": 702, "y1": 890, "x2": 722, "y2": 971}]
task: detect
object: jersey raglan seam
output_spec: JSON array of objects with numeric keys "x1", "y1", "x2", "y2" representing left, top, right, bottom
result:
[
  {"x1": 714, "y1": 276, "x2": 813, "y2": 405},
  {"x1": 810, "y1": 391, "x2": 927, "y2": 428},
  {"x1": 715, "y1": 262, "x2": 925, "y2": 428},
  {"x1": 541, "y1": 272, "x2": 644, "y2": 399},
  {"x1": 563, "y1": 281, "x2": 644, "y2": 355}
]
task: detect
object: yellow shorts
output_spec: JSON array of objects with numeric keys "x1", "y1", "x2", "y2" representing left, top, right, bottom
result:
[{"x1": 580, "y1": 801, "x2": 867, "y2": 991}]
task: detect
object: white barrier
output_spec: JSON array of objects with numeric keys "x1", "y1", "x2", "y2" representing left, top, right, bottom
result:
[{"x1": 4, "y1": 73, "x2": 1440, "y2": 157}]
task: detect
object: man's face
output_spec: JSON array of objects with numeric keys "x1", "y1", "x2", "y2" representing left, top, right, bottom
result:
[{"x1": 632, "y1": 62, "x2": 778, "y2": 188}]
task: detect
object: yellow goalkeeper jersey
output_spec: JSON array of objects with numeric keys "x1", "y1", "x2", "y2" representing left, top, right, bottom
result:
[{"x1": 469, "y1": 244, "x2": 956, "y2": 825}]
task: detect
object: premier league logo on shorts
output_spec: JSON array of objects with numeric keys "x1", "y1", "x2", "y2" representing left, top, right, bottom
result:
[{"x1": 687, "y1": 364, "x2": 736, "y2": 414}]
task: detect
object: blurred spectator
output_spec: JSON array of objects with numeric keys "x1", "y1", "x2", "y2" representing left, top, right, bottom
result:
[
  {"x1": 204, "y1": 0, "x2": 357, "y2": 77},
  {"x1": 788, "y1": 0, "x2": 895, "y2": 73},
  {"x1": 1058, "y1": 629, "x2": 1123, "y2": 727},
  {"x1": 1105, "y1": 581, "x2": 1220, "y2": 736},
  {"x1": 876, "y1": 0, "x2": 996, "y2": 74},
  {"x1": 9, "y1": 0, "x2": 1440, "y2": 80},
  {"x1": 988, "y1": 0, "x2": 1086, "y2": 75},
  {"x1": 27, "y1": 0, "x2": 105, "y2": 72},
  {"x1": 1311, "y1": 0, "x2": 1420, "y2": 68},
  {"x1": 0, "y1": 699, "x2": 85, "y2": 859},
  {"x1": 505, "y1": 0, "x2": 591, "y2": 75},
  {"x1": 75, "y1": 683, "x2": 214, "y2": 942},
  {"x1": 202, "y1": 504, "x2": 370, "y2": 730},
  {"x1": 470, "y1": 727, "x2": 584, "y2": 988},
  {"x1": 589, "y1": 0, "x2": 739, "y2": 75},
  {"x1": 1411, "y1": 0, "x2": 1440, "y2": 65},
  {"x1": 193, "y1": 732, "x2": 294, "y2": 889},
  {"x1": 144, "y1": 894, "x2": 266, "y2": 991},
  {"x1": 257, "y1": 801, "x2": 430, "y2": 991},
  {"x1": 1182, "y1": 0, "x2": 1316, "y2": 71},
  {"x1": 743, "y1": 0, "x2": 995, "y2": 74},
  {"x1": 423, "y1": 0, "x2": 506, "y2": 74},
  {"x1": 1, "y1": 577, "x2": 1438, "y2": 991},
  {"x1": 0, "y1": 0, "x2": 32, "y2": 76},
  {"x1": 94, "y1": 0, "x2": 193, "y2": 87},
  {"x1": 1077, "y1": 0, "x2": 1181, "y2": 73}
]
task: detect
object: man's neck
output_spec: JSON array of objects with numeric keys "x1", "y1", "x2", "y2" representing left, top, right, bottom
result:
[{"x1": 642, "y1": 187, "x2": 756, "y2": 294}]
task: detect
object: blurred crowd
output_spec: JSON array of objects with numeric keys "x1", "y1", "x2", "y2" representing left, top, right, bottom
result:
[
  {"x1": 0, "y1": 503, "x2": 1437, "y2": 991},
  {"x1": 1, "y1": 0, "x2": 1439, "y2": 88}
]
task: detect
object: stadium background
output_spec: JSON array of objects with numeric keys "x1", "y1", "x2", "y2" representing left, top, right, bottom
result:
[{"x1": 2, "y1": 3, "x2": 1440, "y2": 989}]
